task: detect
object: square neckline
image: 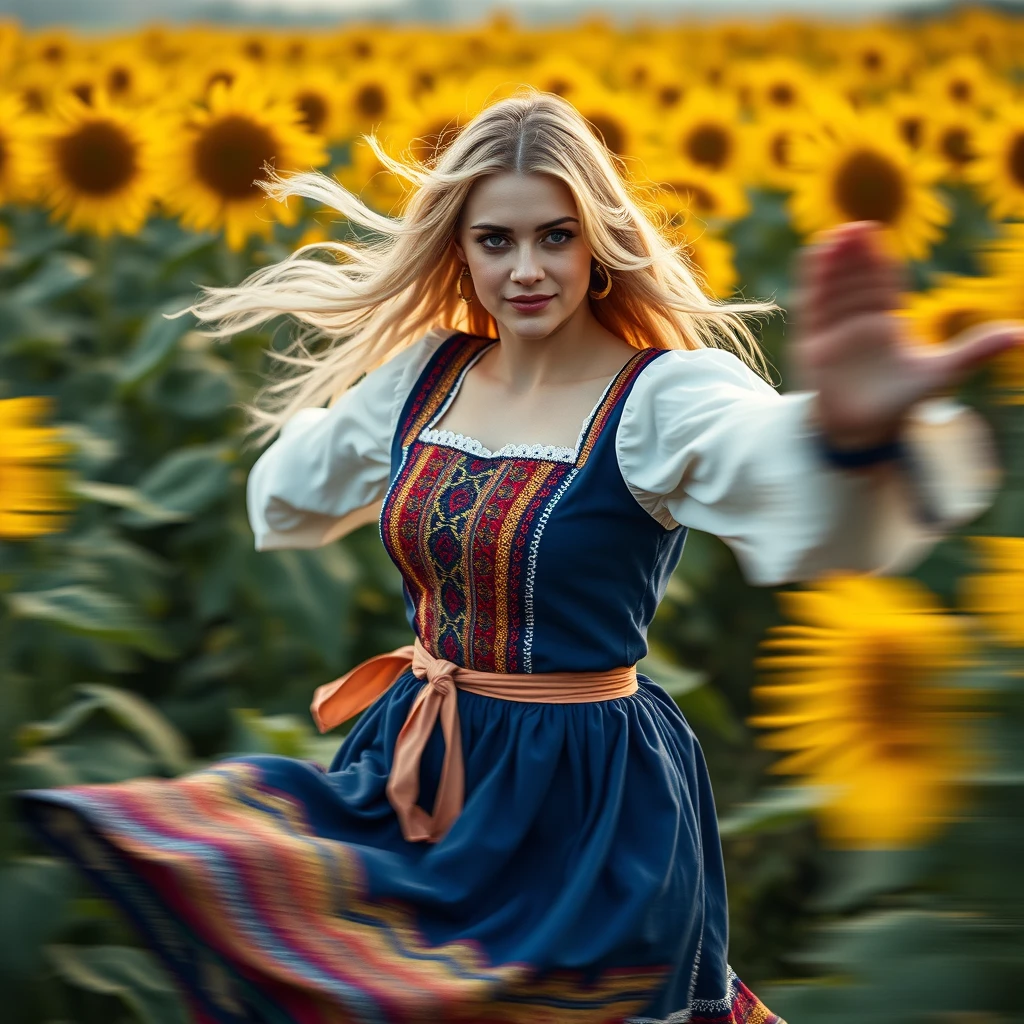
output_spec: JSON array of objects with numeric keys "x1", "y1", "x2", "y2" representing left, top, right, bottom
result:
[{"x1": 418, "y1": 337, "x2": 648, "y2": 466}]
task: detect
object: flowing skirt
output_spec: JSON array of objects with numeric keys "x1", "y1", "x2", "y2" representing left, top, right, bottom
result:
[{"x1": 15, "y1": 673, "x2": 785, "y2": 1024}]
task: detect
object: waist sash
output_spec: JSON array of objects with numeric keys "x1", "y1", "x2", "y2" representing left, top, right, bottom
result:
[{"x1": 310, "y1": 638, "x2": 639, "y2": 844}]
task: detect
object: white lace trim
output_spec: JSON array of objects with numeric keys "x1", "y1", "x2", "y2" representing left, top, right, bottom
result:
[
  {"x1": 623, "y1": 967, "x2": 744, "y2": 1024},
  {"x1": 418, "y1": 427, "x2": 578, "y2": 463}
]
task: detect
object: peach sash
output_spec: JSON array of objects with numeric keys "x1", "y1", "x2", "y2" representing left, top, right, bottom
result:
[{"x1": 310, "y1": 638, "x2": 639, "y2": 844}]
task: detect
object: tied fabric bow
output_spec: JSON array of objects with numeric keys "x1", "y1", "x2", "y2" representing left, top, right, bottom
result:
[{"x1": 310, "y1": 639, "x2": 465, "y2": 844}]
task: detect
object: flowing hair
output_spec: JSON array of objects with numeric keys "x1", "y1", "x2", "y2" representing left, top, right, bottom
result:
[{"x1": 172, "y1": 85, "x2": 781, "y2": 450}]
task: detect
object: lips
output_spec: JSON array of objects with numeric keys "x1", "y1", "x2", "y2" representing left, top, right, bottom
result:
[{"x1": 508, "y1": 295, "x2": 554, "y2": 311}]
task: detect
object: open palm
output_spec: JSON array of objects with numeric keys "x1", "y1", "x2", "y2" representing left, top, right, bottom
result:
[{"x1": 789, "y1": 220, "x2": 1024, "y2": 450}]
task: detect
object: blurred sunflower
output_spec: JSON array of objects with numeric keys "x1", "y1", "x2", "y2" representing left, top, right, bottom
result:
[
  {"x1": 751, "y1": 575, "x2": 983, "y2": 849},
  {"x1": 745, "y1": 114, "x2": 815, "y2": 191},
  {"x1": 670, "y1": 219, "x2": 738, "y2": 299},
  {"x1": 787, "y1": 104, "x2": 950, "y2": 261},
  {"x1": 573, "y1": 85, "x2": 654, "y2": 159},
  {"x1": 897, "y1": 271, "x2": 1012, "y2": 350},
  {"x1": 156, "y1": 78, "x2": 329, "y2": 252},
  {"x1": 278, "y1": 66, "x2": 351, "y2": 144},
  {"x1": 966, "y1": 105, "x2": 1024, "y2": 220},
  {"x1": 637, "y1": 149, "x2": 750, "y2": 222},
  {"x1": 0, "y1": 92, "x2": 46, "y2": 205},
  {"x1": 334, "y1": 135, "x2": 407, "y2": 217},
  {"x1": 93, "y1": 43, "x2": 165, "y2": 109},
  {"x1": 339, "y1": 66, "x2": 414, "y2": 138},
  {"x1": 384, "y1": 81, "x2": 472, "y2": 167},
  {"x1": 22, "y1": 27, "x2": 76, "y2": 73},
  {"x1": 916, "y1": 54, "x2": 1010, "y2": 116},
  {"x1": 835, "y1": 26, "x2": 917, "y2": 95},
  {"x1": 662, "y1": 87, "x2": 748, "y2": 176},
  {"x1": 886, "y1": 91, "x2": 933, "y2": 153},
  {"x1": 516, "y1": 55, "x2": 607, "y2": 106},
  {"x1": 960, "y1": 538, "x2": 1024, "y2": 648},
  {"x1": 929, "y1": 110, "x2": 983, "y2": 183},
  {"x1": 30, "y1": 89, "x2": 167, "y2": 237},
  {"x1": 741, "y1": 57, "x2": 818, "y2": 117},
  {"x1": 0, "y1": 395, "x2": 75, "y2": 539}
]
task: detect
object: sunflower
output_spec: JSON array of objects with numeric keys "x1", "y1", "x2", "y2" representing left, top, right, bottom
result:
[
  {"x1": 0, "y1": 92, "x2": 47, "y2": 205},
  {"x1": 571, "y1": 84, "x2": 656, "y2": 159},
  {"x1": 834, "y1": 26, "x2": 917, "y2": 95},
  {"x1": 965, "y1": 105, "x2": 1024, "y2": 220},
  {"x1": 661, "y1": 87, "x2": 748, "y2": 176},
  {"x1": 156, "y1": 78, "x2": 329, "y2": 252},
  {"x1": 0, "y1": 395, "x2": 75, "y2": 539},
  {"x1": 741, "y1": 57, "x2": 819, "y2": 117},
  {"x1": 751, "y1": 575, "x2": 983, "y2": 849},
  {"x1": 176, "y1": 56, "x2": 267, "y2": 108},
  {"x1": 915, "y1": 54, "x2": 1011, "y2": 116},
  {"x1": 22, "y1": 27, "x2": 76, "y2": 72},
  {"x1": 960, "y1": 538, "x2": 1024, "y2": 648},
  {"x1": 92, "y1": 43, "x2": 165, "y2": 109},
  {"x1": 636, "y1": 148, "x2": 750, "y2": 223},
  {"x1": 787, "y1": 104, "x2": 950, "y2": 262},
  {"x1": 514, "y1": 55, "x2": 607, "y2": 106},
  {"x1": 277, "y1": 65, "x2": 351, "y2": 145},
  {"x1": 881, "y1": 91, "x2": 932, "y2": 155},
  {"x1": 382, "y1": 80, "x2": 473, "y2": 169},
  {"x1": 338, "y1": 65, "x2": 415, "y2": 138},
  {"x1": 29, "y1": 89, "x2": 167, "y2": 237},
  {"x1": 744, "y1": 113, "x2": 816, "y2": 191},
  {"x1": 896, "y1": 271, "x2": 1013, "y2": 347},
  {"x1": 669, "y1": 219, "x2": 739, "y2": 299},
  {"x1": 929, "y1": 109, "x2": 983, "y2": 183}
]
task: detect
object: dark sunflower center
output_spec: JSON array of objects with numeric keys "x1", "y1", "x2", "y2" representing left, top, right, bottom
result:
[
  {"x1": 352, "y1": 40, "x2": 373, "y2": 60},
  {"x1": 658, "y1": 84, "x2": 684, "y2": 108},
  {"x1": 588, "y1": 114, "x2": 626, "y2": 154},
  {"x1": 941, "y1": 126, "x2": 975, "y2": 166},
  {"x1": 56, "y1": 119, "x2": 137, "y2": 196},
  {"x1": 296, "y1": 91, "x2": 328, "y2": 134},
  {"x1": 355, "y1": 83, "x2": 387, "y2": 119},
  {"x1": 769, "y1": 82, "x2": 795, "y2": 106},
  {"x1": 206, "y1": 70, "x2": 236, "y2": 94},
  {"x1": 193, "y1": 114, "x2": 278, "y2": 200},
  {"x1": 832, "y1": 149, "x2": 905, "y2": 224},
  {"x1": 863, "y1": 49, "x2": 883, "y2": 71},
  {"x1": 1006, "y1": 132, "x2": 1024, "y2": 187},
  {"x1": 899, "y1": 117, "x2": 922, "y2": 149},
  {"x1": 42, "y1": 43, "x2": 66, "y2": 65},
  {"x1": 771, "y1": 132, "x2": 791, "y2": 167},
  {"x1": 22, "y1": 86, "x2": 45, "y2": 113},
  {"x1": 546, "y1": 77, "x2": 573, "y2": 97},
  {"x1": 0, "y1": 137, "x2": 7, "y2": 178},
  {"x1": 950, "y1": 79, "x2": 972, "y2": 103},
  {"x1": 243, "y1": 39, "x2": 266, "y2": 62},
  {"x1": 71, "y1": 82, "x2": 94, "y2": 105},
  {"x1": 107, "y1": 66, "x2": 132, "y2": 97},
  {"x1": 685, "y1": 123, "x2": 731, "y2": 170},
  {"x1": 861, "y1": 643, "x2": 926, "y2": 759},
  {"x1": 941, "y1": 308, "x2": 985, "y2": 340}
]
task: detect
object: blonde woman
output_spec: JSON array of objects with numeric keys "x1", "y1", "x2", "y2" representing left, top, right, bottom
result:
[{"x1": 17, "y1": 88, "x2": 1018, "y2": 1023}]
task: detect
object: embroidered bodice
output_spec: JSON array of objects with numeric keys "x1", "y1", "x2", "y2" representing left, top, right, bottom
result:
[
  {"x1": 379, "y1": 334, "x2": 683, "y2": 672},
  {"x1": 246, "y1": 325, "x2": 999, "y2": 669}
]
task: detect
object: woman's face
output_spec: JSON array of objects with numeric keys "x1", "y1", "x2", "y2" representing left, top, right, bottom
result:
[{"x1": 453, "y1": 171, "x2": 595, "y2": 341}]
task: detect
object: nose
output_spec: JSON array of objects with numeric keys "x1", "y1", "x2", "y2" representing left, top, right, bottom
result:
[{"x1": 510, "y1": 244, "x2": 544, "y2": 286}]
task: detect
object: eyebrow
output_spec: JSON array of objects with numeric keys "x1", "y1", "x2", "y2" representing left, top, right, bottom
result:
[{"x1": 469, "y1": 216, "x2": 580, "y2": 232}]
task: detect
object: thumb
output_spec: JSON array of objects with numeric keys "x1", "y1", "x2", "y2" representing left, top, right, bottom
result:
[{"x1": 917, "y1": 319, "x2": 1024, "y2": 392}]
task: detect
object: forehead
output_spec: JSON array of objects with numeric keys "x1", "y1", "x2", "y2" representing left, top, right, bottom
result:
[{"x1": 462, "y1": 172, "x2": 578, "y2": 225}]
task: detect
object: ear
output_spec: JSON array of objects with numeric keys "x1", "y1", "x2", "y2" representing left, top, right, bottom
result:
[{"x1": 452, "y1": 240, "x2": 466, "y2": 264}]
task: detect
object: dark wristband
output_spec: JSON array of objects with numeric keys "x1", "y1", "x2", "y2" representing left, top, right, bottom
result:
[{"x1": 813, "y1": 429, "x2": 907, "y2": 469}]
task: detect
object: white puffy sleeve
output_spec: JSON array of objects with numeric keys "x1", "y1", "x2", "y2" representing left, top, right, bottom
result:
[
  {"x1": 616, "y1": 347, "x2": 1003, "y2": 587},
  {"x1": 246, "y1": 327, "x2": 449, "y2": 551}
]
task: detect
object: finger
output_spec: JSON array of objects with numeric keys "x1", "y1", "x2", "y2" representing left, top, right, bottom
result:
[
  {"x1": 917, "y1": 320, "x2": 1024, "y2": 391},
  {"x1": 791, "y1": 227, "x2": 860, "y2": 336}
]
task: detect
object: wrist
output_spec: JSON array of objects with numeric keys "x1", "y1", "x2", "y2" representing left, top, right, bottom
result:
[{"x1": 809, "y1": 398, "x2": 907, "y2": 469}]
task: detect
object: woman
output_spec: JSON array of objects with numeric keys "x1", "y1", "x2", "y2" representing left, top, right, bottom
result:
[{"x1": 16, "y1": 88, "x2": 1018, "y2": 1023}]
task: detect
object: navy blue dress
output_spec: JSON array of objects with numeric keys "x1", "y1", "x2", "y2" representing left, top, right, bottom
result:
[{"x1": 16, "y1": 331, "x2": 789, "y2": 1023}]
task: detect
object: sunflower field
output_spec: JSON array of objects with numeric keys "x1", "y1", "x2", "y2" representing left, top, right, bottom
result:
[{"x1": 2, "y1": 5, "x2": 1024, "y2": 1022}]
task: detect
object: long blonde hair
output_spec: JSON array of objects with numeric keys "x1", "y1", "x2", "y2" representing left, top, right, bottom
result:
[{"x1": 173, "y1": 86, "x2": 781, "y2": 451}]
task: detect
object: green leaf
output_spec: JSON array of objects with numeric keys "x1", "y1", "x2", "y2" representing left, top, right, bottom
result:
[
  {"x1": 9, "y1": 251, "x2": 93, "y2": 307},
  {"x1": 18, "y1": 683, "x2": 190, "y2": 776},
  {"x1": 7, "y1": 584, "x2": 176, "y2": 658},
  {"x1": 70, "y1": 480, "x2": 191, "y2": 524},
  {"x1": 46, "y1": 945, "x2": 190, "y2": 1024},
  {"x1": 116, "y1": 295, "x2": 198, "y2": 391},
  {"x1": 0, "y1": 857, "x2": 75, "y2": 978},
  {"x1": 118, "y1": 442, "x2": 233, "y2": 528},
  {"x1": 638, "y1": 651, "x2": 708, "y2": 698},
  {"x1": 718, "y1": 784, "x2": 832, "y2": 839}
]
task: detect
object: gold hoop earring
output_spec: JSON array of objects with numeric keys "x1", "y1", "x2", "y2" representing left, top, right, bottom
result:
[
  {"x1": 457, "y1": 265, "x2": 473, "y2": 304},
  {"x1": 589, "y1": 262, "x2": 612, "y2": 300}
]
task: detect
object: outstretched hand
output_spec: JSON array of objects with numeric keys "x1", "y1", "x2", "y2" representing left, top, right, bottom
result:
[{"x1": 788, "y1": 220, "x2": 1024, "y2": 450}]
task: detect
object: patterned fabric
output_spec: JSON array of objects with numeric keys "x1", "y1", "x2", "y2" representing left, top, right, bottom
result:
[{"x1": 16, "y1": 330, "x2": 788, "y2": 1024}]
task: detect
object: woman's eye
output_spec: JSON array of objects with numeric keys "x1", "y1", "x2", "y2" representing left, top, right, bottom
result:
[
  {"x1": 547, "y1": 229, "x2": 573, "y2": 243},
  {"x1": 479, "y1": 235, "x2": 506, "y2": 248}
]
